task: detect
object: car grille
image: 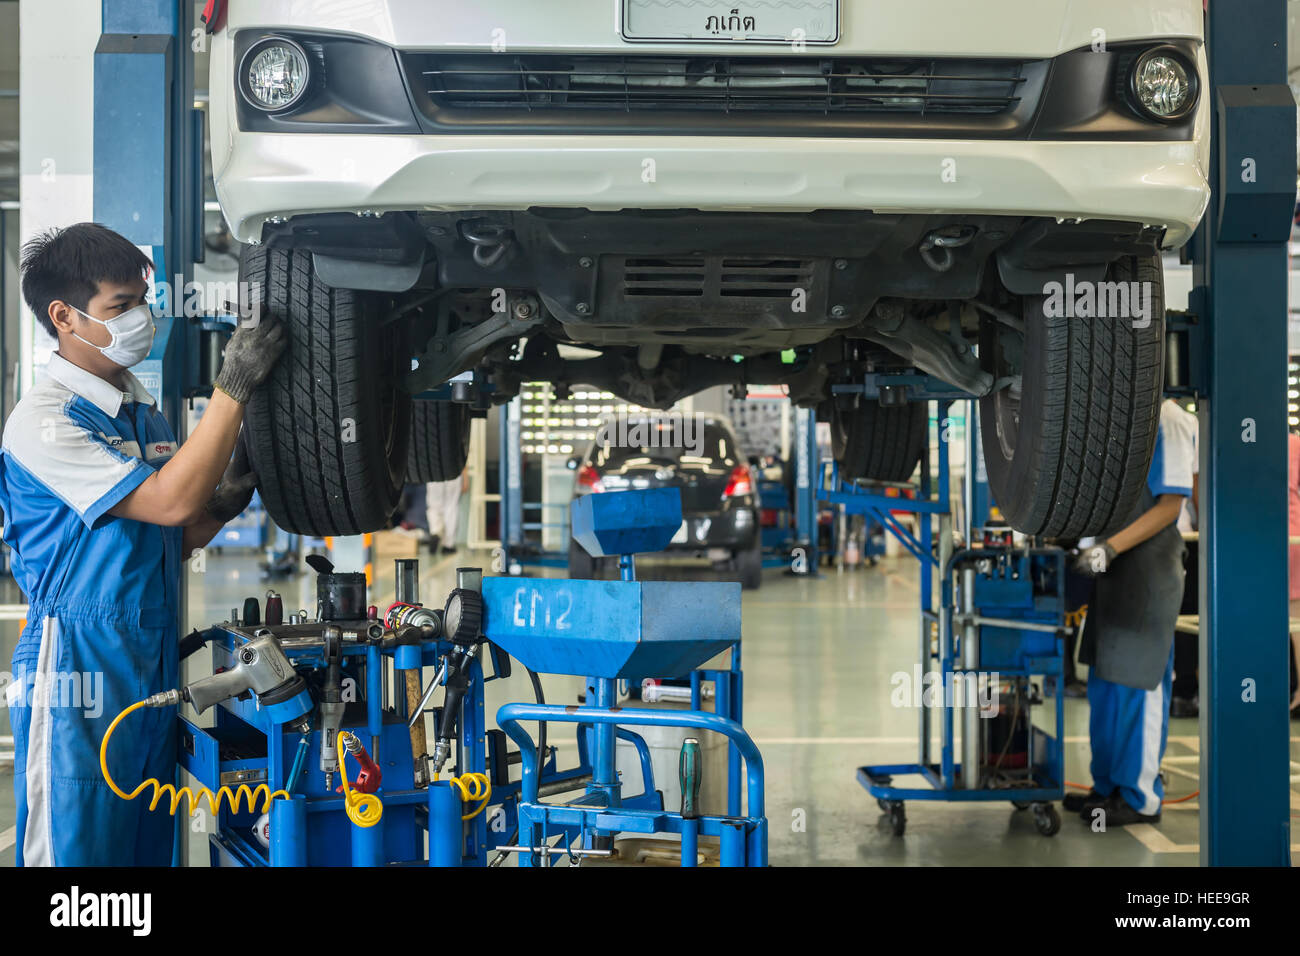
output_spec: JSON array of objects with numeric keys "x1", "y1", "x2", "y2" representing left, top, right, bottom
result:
[
  {"x1": 413, "y1": 54, "x2": 1029, "y2": 116},
  {"x1": 619, "y1": 257, "x2": 817, "y2": 299}
]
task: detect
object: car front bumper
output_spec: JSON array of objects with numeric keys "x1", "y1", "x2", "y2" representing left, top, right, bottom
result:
[
  {"x1": 212, "y1": 1, "x2": 1209, "y2": 247},
  {"x1": 213, "y1": 129, "x2": 1208, "y2": 247}
]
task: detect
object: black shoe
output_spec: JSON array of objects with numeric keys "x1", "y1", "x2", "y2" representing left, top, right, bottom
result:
[
  {"x1": 441, "y1": 546, "x2": 457, "y2": 555},
  {"x1": 1098, "y1": 794, "x2": 1160, "y2": 826},
  {"x1": 426, "y1": 534, "x2": 441, "y2": 555},
  {"x1": 1063, "y1": 679, "x2": 1087, "y2": 699},
  {"x1": 1063, "y1": 788, "x2": 1108, "y2": 815},
  {"x1": 1170, "y1": 695, "x2": 1199, "y2": 718}
]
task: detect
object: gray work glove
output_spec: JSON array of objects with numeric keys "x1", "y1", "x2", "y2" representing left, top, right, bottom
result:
[
  {"x1": 214, "y1": 315, "x2": 286, "y2": 404},
  {"x1": 1072, "y1": 541, "x2": 1117, "y2": 578},
  {"x1": 206, "y1": 433, "x2": 257, "y2": 524}
]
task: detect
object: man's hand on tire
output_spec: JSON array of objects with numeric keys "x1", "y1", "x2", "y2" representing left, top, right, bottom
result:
[
  {"x1": 206, "y1": 433, "x2": 257, "y2": 524},
  {"x1": 1072, "y1": 541, "x2": 1117, "y2": 578},
  {"x1": 214, "y1": 315, "x2": 286, "y2": 404}
]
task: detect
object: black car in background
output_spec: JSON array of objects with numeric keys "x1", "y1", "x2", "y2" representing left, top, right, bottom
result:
[{"x1": 568, "y1": 413, "x2": 762, "y2": 589}]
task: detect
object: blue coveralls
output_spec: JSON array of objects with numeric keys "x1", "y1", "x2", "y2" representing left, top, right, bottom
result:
[
  {"x1": 1082, "y1": 400, "x2": 1196, "y2": 817},
  {"x1": 0, "y1": 352, "x2": 182, "y2": 866}
]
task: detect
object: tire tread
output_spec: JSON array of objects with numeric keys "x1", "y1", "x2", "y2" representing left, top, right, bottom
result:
[
  {"x1": 242, "y1": 246, "x2": 410, "y2": 536},
  {"x1": 983, "y1": 254, "x2": 1164, "y2": 537}
]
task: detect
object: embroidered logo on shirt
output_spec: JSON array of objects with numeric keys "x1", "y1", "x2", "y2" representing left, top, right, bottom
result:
[{"x1": 98, "y1": 433, "x2": 142, "y2": 459}]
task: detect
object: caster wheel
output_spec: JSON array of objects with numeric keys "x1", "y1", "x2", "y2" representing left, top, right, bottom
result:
[
  {"x1": 1032, "y1": 802, "x2": 1061, "y2": 836},
  {"x1": 877, "y1": 797, "x2": 890, "y2": 812},
  {"x1": 888, "y1": 802, "x2": 906, "y2": 836},
  {"x1": 1011, "y1": 800, "x2": 1031, "y2": 811}
]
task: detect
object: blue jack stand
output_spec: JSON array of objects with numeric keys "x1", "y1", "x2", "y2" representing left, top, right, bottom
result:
[{"x1": 484, "y1": 487, "x2": 768, "y2": 866}]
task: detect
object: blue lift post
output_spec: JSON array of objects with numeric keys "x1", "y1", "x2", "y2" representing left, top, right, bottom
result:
[
  {"x1": 498, "y1": 396, "x2": 525, "y2": 572},
  {"x1": 495, "y1": 393, "x2": 569, "y2": 572},
  {"x1": 1192, "y1": 0, "x2": 1296, "y2": 866},
  {"x1": 94, "y1": 0, "x2": 203, "y2": 424},
  {"x1": 964, "y1": 402, "x2": 991, "y2": 538},
  {"x1": 791, "y1": 406, "x2": 819, "y2": 573}
]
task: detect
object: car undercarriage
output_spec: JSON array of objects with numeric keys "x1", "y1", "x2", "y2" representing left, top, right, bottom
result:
[{"x1": 257, "y1": 207, "x2": 1164, "y2": 411}]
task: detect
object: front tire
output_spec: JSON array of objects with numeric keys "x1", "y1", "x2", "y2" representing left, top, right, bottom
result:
[
  {"x1": 980, "y1": 254, "x2": 1165, "y2": 538},
  {"x1": 241, "y1": 246, "x2": 411, "y2": 536}
]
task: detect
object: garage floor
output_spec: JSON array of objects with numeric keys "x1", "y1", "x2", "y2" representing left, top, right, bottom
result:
[{"x1": 1, "y1": 549, "x2": 1296, "y2": 866}]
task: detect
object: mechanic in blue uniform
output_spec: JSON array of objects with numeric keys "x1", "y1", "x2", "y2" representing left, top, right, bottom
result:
[
  {"x1": 1, "y1": 223, "x2": 284, "y2": 865},
  {"x1": 1064, "y1": 398, "x2": 1197, "y2": 825}
]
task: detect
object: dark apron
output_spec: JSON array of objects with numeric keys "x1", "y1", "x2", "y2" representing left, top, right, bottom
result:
[{"x1": 1079, "y1": 486, "x2": 1186, "y2": 690}]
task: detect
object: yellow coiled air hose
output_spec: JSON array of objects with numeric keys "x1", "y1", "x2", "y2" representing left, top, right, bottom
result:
[
  {"x1": 445, "y1": 771, "x2": 492, "y2": 820},
  {"x1": 337, "y1": 731, "x2": 383, "y2": 828},
  {"x1": 340, "y1": 736, "x2": 490, "y2": 823},
  {"x1": 103, "y1": 700, "x2": 490, "y2": 830},
  {"x1": 100, "y1": 699, "x2": 290, "y2": 816}
]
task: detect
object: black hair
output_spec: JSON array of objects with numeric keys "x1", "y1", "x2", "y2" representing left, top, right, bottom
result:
[{"x1": 20, "y1": 223, "x2": 155, "y2": 339}]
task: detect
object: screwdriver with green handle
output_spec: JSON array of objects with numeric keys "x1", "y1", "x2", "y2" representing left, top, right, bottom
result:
[{"x1": 680, "y1": 737, "x2": 701, "y2": 867}]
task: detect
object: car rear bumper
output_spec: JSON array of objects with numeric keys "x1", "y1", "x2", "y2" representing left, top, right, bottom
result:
[
  {"x1": 663, "y1": 507, "x2": 760, "y2": 552},
  {"x1": 214, "y1": 130, "x2": 1208, "y2": 247}
]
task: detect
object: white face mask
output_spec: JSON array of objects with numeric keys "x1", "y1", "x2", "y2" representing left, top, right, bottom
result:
[{"x1": 70, "y1": 302, "x2": 156, "y2": 367}]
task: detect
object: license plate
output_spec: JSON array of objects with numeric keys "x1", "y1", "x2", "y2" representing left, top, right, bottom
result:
[
  {"x1": 623, "y1": 0, "x2": 839, "y2": 45},
  {"x1": 671, "y1": 520, "x2": 688, "y2": 544}
]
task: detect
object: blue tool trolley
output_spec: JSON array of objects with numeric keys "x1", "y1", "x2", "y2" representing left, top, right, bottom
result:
[
  {"x1": 484, "y1": 487, "x2": 768, "y2": 866},
  {"x1": 175, "y1": 486, "x2": 764, "y2": 866},
  {"x1": 178, "y1": 621, "x2": 498, "y2": 867},
  {"x1": 819, "y1": 383, "x2": 1069, "y2": 837},
  {"x1": 859, "y1": 547, "x2": 1069, "y2": 837}
]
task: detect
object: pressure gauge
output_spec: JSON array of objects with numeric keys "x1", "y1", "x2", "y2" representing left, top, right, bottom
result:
[{"x1": 443, "y1": 589, "x2": 483, "y2": 645}]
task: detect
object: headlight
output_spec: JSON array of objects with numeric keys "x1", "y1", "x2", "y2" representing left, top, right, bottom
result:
[
  {"x1": 1128, "y1": 47, "x2": 1198, "y2": 121},
  {"x1": 240, "y1": 37, "x2": 311, "y2": 112}
]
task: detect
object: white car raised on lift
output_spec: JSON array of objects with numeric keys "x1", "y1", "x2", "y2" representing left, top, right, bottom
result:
[{"x1": 208, "y1": 0, "x2": 1209, "y2": 538}]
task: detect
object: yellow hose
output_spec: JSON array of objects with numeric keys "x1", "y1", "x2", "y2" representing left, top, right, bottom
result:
[
  {"x1": 444, "y1": 771, "x2": 492, "y2": 820},
  {"x1": 337, "y1": 731, "x2": 383, "y2": 828},
  {"x1": 100, "y1": 699, "x2": 290, "y2": 817},
  {"x1": 104, "y1": 701, "x2": 488, "y2": 832}
]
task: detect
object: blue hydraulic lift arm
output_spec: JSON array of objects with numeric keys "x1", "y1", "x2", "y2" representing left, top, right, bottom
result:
[{"x1": 1192, "y1": 0, "x2": 1296, "y2": 866}]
